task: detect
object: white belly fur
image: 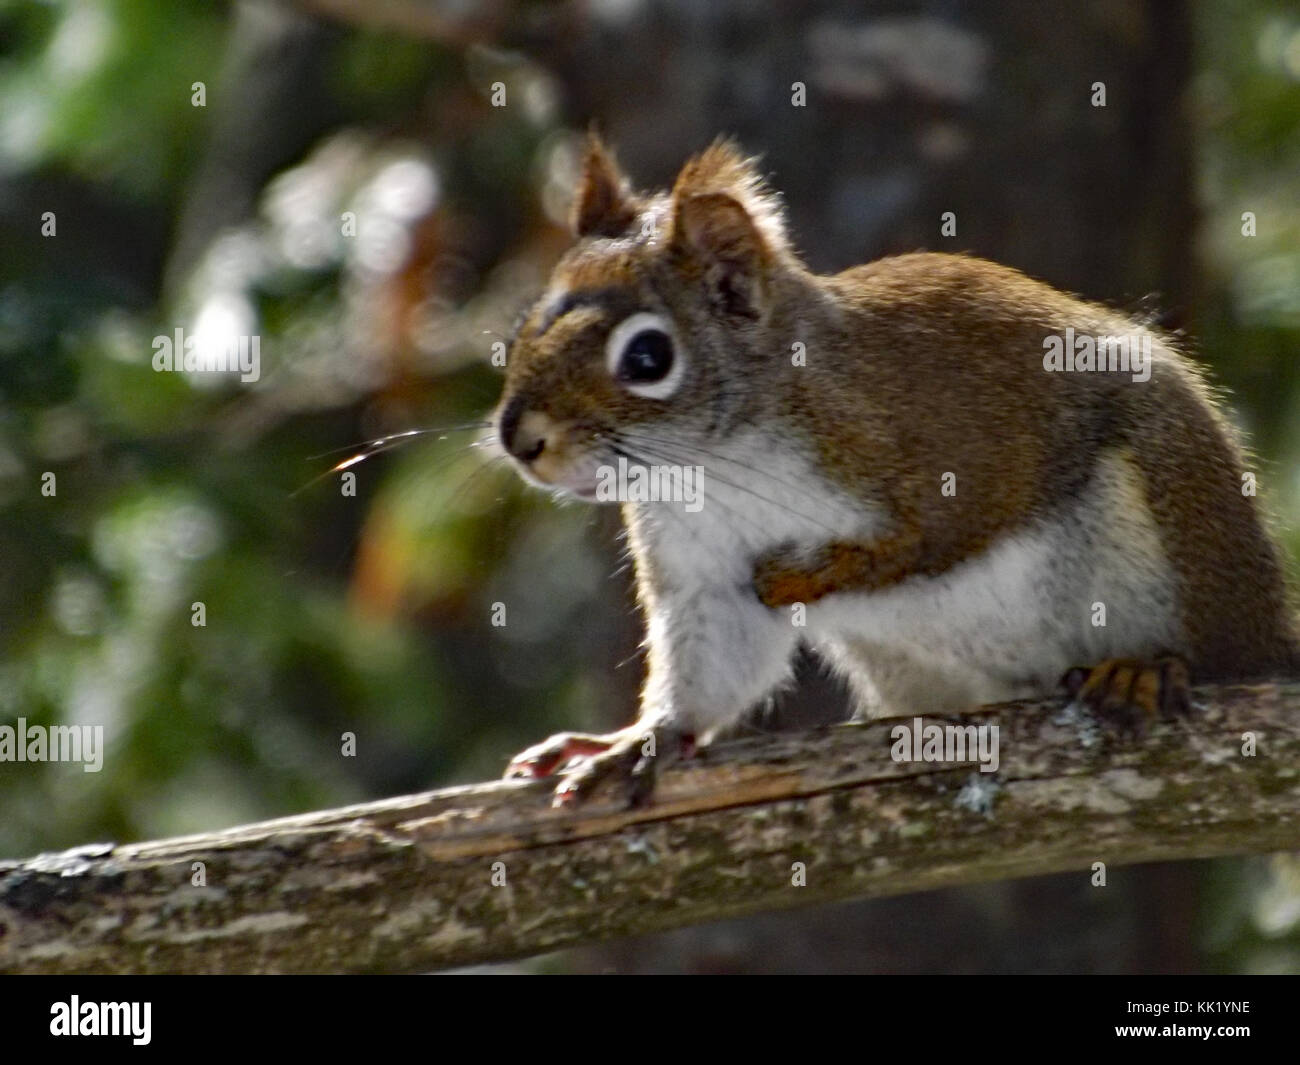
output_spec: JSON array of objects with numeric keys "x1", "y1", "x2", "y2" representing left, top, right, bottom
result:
[
  {"x1": 809, "y1": 448, "x2": 1183, "y2": 715},
  {"x1": 632, "y1": 439, "x2": 1182, "y2": 727}
]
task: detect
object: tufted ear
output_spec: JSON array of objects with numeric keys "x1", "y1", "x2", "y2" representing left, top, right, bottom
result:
[
  {"x1": 669, "y1": 140, "x2": 789, "y2": 251},
  {"x1": 571, "y1": 132, "x2": 639, "y2": 239},
  {"x1": 671, "y1": 191, "x2": 770, "y2": 319},
  {"x1": 667, "y1": 140, "x2": 788, "y2": 319}
]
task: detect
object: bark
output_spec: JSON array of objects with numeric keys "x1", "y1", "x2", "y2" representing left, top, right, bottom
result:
[{"x1": 1, "y1": 682, "x2": 1297, "y2": 974}]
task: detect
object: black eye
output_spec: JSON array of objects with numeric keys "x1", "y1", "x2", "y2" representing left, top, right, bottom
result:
[{"x1": 618, "y1": 329, "x2": 674, "y2": 382}]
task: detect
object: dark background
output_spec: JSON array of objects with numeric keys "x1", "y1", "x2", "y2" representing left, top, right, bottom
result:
[{"x1": 1, "y1": 0, "x2": 1298, "y2": 972}]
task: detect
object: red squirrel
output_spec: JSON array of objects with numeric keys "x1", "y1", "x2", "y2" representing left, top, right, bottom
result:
[{"x1": 493, "y1": 135, "x2": 1300, "y2": 805}]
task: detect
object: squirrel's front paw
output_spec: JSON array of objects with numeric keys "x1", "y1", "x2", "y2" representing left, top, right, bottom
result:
[
  {"x1": 504, "y1": 732, "x2": 623, "y2": 780},
  {"x1": 753, "y1": 543, "x2": 825, "y2": 608},
  {"x1": 1062, "y1": 654, "x2": 1193, "y2": 737},
  {"x1": 505, "y1": 725, "x2": 694, "y2": 808}
]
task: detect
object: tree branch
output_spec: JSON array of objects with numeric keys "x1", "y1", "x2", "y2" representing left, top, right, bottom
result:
[{"x1": 2, "y1": 682, "x2": 1298, "y2": 973}]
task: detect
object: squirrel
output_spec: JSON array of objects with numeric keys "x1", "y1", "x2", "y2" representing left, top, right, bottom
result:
[{"x1": 494, "y1": 134, "x2": 1300, "y2": 806}]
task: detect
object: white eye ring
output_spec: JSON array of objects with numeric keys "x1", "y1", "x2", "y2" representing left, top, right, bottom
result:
[{"x1": 604, "y1": 311, "x2": 685, "y2": 400}]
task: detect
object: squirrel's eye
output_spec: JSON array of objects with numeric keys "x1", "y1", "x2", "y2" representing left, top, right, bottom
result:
[
  {"x1": 604, "y1": 311, "x2": 685, "y2": 400},
  {"x1": 619, "y1": 330, "x2": 673, "y2": 382}
]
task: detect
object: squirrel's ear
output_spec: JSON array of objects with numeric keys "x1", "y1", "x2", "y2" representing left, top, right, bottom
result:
[
  {"x1": 671, "y1": 192, "x2": 769, "y2": 320},
  {"x1": 571, "y1": 133, "x2": 638, "y2": 238}
]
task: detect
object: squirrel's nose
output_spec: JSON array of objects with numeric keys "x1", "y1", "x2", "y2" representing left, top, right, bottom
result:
[{"x1": 499, "y1": 397, "x2": 546, "y2": 463}]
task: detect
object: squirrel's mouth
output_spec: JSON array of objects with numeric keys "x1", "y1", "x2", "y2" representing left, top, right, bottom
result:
[{"x1": 513, "y1": 444, "x2": 613, "y2": 504}]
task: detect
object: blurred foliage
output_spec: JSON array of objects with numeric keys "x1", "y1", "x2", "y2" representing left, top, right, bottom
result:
[
  {"x1": 0, "y1": 0, "x2": 622, "y2": 858},
  {"x1": 1195, "y1": 0, "x2": 1300, "y2": 549},
  {"x1": 0, "y1": 0, "x2": 1297, "y2": 972}
]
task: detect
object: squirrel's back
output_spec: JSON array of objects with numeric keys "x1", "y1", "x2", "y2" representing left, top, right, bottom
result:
[{"x1": 807, "y1": 252, "x2": 1300, "y2": 680}]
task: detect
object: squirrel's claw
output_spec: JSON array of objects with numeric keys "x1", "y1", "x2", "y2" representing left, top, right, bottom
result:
[
  {"x1": 1062, "y1": 654, "x2": 1193, "y2": 737},
  {"x1": 551, "y1": 732, "x2": 650, "y2": 808},
  {"x1": 506, "y1": 725, "x2": 693, "y2": 808},
  {"x1": 503, "y1": 732, "x2": 617, "y2": 780}
]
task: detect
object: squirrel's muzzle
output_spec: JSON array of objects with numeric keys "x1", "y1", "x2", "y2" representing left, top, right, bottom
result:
[{"x1": 498, "y1": 395, "x2": 547, "y2": 465}]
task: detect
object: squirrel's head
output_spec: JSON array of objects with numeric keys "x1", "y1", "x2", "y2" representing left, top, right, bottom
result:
[{"x1": 495, "y1": 134, "x2": 803, "y2": 501}]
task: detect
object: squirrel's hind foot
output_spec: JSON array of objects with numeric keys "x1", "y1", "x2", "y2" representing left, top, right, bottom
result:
[{"x1": 1062, "y1": 654, "x2": 1193, "y2": 738}]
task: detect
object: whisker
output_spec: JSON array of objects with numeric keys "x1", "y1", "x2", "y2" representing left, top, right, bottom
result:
[
  {"x1": 614, "y1": 426, "x2": 844, "y2": 517},
  {"x1": 291, "y1": 433, "x2": 491, "y2": 498},
  {"x1": 636, "y1": 428, "x2": 859, "y2": 530},
  {"x1": 604, "y1": 440, "x2": 754, "y2": 578},
  {"x1": 436, "y1": 449, "x2": 512, "y2": 516},
  {"x1": 306, "y1": 423, "x2": 492, "y2": 462},
  {"x1": 609, "y1": 429, "x2": 850, "y2": 537},
  {"x1": 607, "y1": 436, "x2": 783, "y2": 543}
]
